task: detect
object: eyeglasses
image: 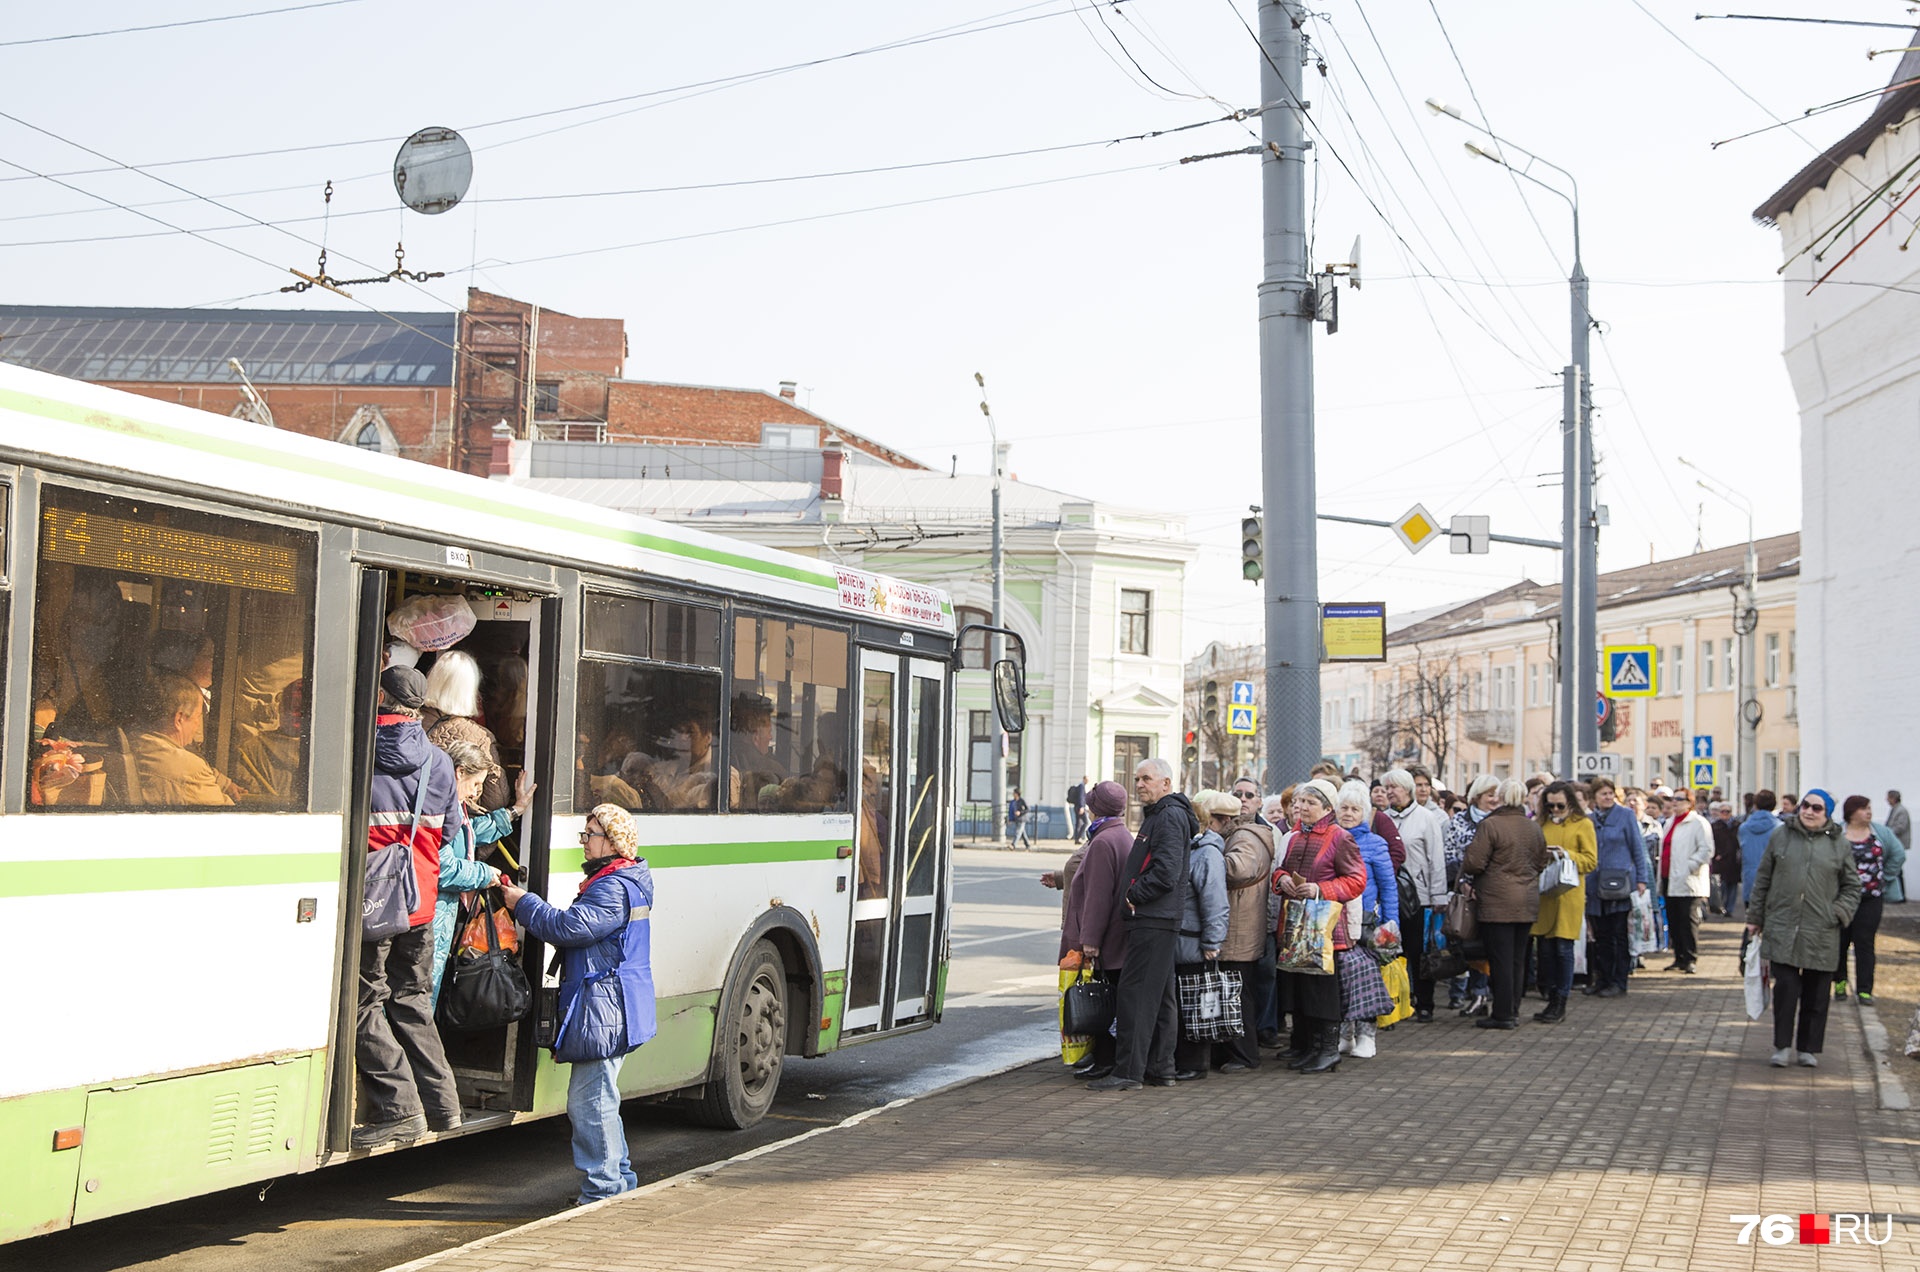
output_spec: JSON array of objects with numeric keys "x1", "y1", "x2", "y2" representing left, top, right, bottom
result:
[{"x1": 578, "y1": 829, "x2": 606, "y2": 843}]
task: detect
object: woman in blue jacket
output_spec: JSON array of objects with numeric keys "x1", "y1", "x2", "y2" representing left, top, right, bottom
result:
[
  {"x1": 500, "y1": 803, "x2": 657, "y2": 1206},
  {"x1": 1586, "y1": 777, "x2": 1652, "y2": 997}
]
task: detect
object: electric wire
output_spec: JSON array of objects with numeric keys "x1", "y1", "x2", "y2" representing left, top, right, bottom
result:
[{"x1": 0, "y1": 0, "x2": 365, "y2": 48}]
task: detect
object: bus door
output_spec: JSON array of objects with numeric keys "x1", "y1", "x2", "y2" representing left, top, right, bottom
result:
[
  {"x1": 844, "y1": 649, "x2": 949, "y2": 1034},
  {"x1": 329, "y1": 562, "x2": 557, "y2": 1149}
]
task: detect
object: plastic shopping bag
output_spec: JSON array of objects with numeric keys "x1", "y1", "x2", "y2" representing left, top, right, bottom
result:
[
  {"x1": 1742, "y1": 932, "x2": 1770, "y2": 1021},
  {"x1": 1278, "y1": 898, "x2": 1340, "y2": 975},
  {"x1": 1376, "y1": 956, "x2": 1414, "y2": 1027},
  {"x1": 1059, "y1": 965, "x2": 1093, "y2": 1065},
  {"x1": 1627, "y1": 890, "x2": 1658, "y2": 958}
]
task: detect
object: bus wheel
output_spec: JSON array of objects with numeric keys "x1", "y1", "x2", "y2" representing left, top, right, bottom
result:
[{"x1": 691, "y1": 939, "x2": 787, "y2": 1129}]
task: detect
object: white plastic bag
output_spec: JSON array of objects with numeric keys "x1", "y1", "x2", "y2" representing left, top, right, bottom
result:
[
  {"x1": 387, "y1": 594, "x2": 476, "y2": 652},
  {"x1": 1627, "y1": 889, "x2": 1658, "y2": 958},
  {"x1": 1572, "y1": 914, "x2": 1588, "y2": 977},
  {"x1": 1743, "y1": 934, "x2": 1769, "y2": 1021}
]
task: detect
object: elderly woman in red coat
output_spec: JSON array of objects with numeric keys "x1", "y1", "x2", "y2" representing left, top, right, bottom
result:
[{"x1": 1271, "y1": 777, "x2": 1368, "y2": 1074}]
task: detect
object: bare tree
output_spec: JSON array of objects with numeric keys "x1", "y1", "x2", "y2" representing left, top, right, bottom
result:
[{"x1": 1402, "y1": 647, "x2": 1459, "y2": 783}]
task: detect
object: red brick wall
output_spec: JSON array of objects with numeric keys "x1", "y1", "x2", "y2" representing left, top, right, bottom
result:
[
  {"x1": 604, "y1": 382, "x2": 925, "y2": 468},
  {"x1": 106, "y1": 383, "x2": 451, "y2": 464}
]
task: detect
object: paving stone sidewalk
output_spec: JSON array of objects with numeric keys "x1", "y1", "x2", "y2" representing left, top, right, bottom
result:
[{"x1": 394, "y1": 923, "x2": 1920, "y2": 1271}]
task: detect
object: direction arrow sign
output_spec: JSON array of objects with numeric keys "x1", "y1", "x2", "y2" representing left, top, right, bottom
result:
[
  {"x1": 1391, "y1": 503, "x2": 1442, "y2": 555},
  {"x1": 1604, "y1": 645, "x2": 1658, "y2": 699},
  {"x1": 1230, "y1": 680, "x2": 1256, "y2": 706},
  {"x1": 1227, "y1": 704, "x2": 1258, "y2": 736},
  {"x1": 1688, "y1": 757, "x2": 1719, "y2": 789},
  {"x1": 1691, "y1": 735, "x2": 1714, "y2": 760}
]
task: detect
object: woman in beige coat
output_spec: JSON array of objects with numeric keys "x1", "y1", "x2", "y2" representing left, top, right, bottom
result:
[
  {"x1": 1461, "y1": 778, "x2": 1552, "y2": 1030},
  {"x1": 1214, "y1": 795, "x2": 1275, "y2": 1073}
]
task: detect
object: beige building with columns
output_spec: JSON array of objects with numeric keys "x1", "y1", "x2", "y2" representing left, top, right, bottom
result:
[{"x1": 1309, "y1": 535, "x2": 1803, "y2": 795}]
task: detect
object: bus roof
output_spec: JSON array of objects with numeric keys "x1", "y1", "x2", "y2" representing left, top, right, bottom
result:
[{"x1": 0, "y1": 362, "x2": 953, "y2": 634}]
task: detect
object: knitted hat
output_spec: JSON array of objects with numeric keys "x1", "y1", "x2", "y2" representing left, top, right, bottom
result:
[
  {"x1": 589, "y1": 803, "x2": 640, "y2": 859},
  {"x1": 1298, "y1": 778, "x2": 1339, "y2": 810},
  {"x1": 1803, "y1": 788, "x2": 1836, "y2": 818},
  {"x1": 1087, "y1": 780, "x2": 1127, "y2": 818}
]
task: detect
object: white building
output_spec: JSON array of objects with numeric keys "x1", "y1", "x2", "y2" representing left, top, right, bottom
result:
[
  {"x1": 496, "y1": 437, "x2": 1196, "y2": 834},
  {"x1": 1755, "y1": 44, "x2": 1920, "y2": 801}
]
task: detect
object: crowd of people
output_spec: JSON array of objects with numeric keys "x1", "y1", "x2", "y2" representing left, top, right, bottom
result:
[{"x1": 1043, "y1": 757, "x2": 1912, "y2": 1089}]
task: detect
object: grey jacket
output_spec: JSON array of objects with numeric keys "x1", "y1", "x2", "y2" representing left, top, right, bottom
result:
[
  {"x1": 1176, "y1": 830, "x2": 1229, "y2": 965},
  {"x1": 1750, "y1": 818, "x2": 1861, "y2": 972}
]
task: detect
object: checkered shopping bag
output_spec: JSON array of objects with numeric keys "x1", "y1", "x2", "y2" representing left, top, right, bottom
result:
[{"x1": 1176, "y1": 966, "x2": 1244, "y2": 1042}]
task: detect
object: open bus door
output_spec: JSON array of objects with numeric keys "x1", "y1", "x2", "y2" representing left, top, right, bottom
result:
[{"x1": 327, "y1": 564, "x2": 557, "y2": 1152}]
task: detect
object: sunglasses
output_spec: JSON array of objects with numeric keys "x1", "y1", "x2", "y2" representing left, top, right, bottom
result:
[
  {"x1": 1799, "y1": 801, "x2": 1826, "y2": 813},
  {"x1": 1545, "y1": 802, "x2": 1567, "y2": 812},
  {"x1": 1234, "y1": 789, "x2": 1259, "y2": 799}
]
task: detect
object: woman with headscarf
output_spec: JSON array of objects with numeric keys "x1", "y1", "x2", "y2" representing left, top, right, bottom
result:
[
  {"x1": 1332, "y1": 780, "x2": 1398, "y2": 1058},
  {"x1": 1533, "y1": 780, "x2": 1598, "y2": 1024},
  {"x1": 1747, "y1": 788, "x2": 1860, "y2": 1067},
  {"x1": 1460, "y1": 778, "x2": 1552, "y2": 1031},
  {"x1": 423, "y1": 650, "x2": 509, "y2": 811},
  {"x1": 1061, "y1": 781, "x2": 1133, "y2": 1080},
  {"x1": 1270, "y1": 778, "x2": 1368, "y2": 1073},
  {"x1": 1171, "y1": 791, "x2": 1232, "y2": 1081}
]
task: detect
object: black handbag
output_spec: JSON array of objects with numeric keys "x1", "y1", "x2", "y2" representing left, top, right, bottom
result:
[
  {"x1": 1596, "y1": 868, "x2": 1633, "y2": 901},
  {"x1": 1061, "y1": 969, "x2": 1115, "y2": 1037},
  {"x1": 437, "y1": 891, "x2": 533, "y2": 1034}
]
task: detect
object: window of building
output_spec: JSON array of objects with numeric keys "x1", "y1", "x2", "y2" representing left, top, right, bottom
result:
[
  {"x1": 1667, "y1": 645, "x2": 1684, "y2": 695},
  {"x1": 967, "y1": 709, "x2": 1021, "y2": 805},
  {"x1": 1786, "y1": 749, "x2": 1801, "y2": 794},
  {"x1": 533, "y1": 381, "x2": 562, "y2": 416},
  {"x1": 1119, "y1": 588, "x2": 1152, "y2": 655},
  {"x1": 1111, "y1": 732, "x2": 1153, "y2": 819},
  {"x1": 1765, "y1": 632, "x2": 1780, "y2": 687},
  {"x1": 1701, "y1": 640, "x2": 1716, "y2": 691},
  {"x1": 575, "y1": 591, "x2": 724, "y2": 814},
  {"x1": 760, "y1": 423, "x2": 821, "y2": 449},
  {"x1": 1720, "y1": 639, "x2": 1734, "y2": 691},
  {"x1": 1787, "y1": 629, "x2": 1797, "y2": 685},
  {"x1": 29, "y1": 485, "x2": 317, "y2": 811},
  {"x1": 1763, "y1": 751, "x2": 1780, "y2": 791},
  {"x1": 730, "y1": 615, "x2": 850, "y2": 812},
  {"x1": 354, "y1": 423, "x2": 385, "y2": 452},
  {"x1": 954, "y1": 604, "x2": 992, "y2": 671}
]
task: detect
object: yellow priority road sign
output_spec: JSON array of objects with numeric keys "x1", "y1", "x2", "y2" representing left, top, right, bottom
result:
[
  {"x1": 1227, "y1": 704, "x2": 1257, "y2": 736},
  {"x1": 1392, "y1": 503, "x2": 1443, "y2": 554}
]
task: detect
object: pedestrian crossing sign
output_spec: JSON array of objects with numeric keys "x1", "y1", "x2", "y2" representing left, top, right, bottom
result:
[
  {"x1": 1604, "y1": 644, "x2": 1658, "y2": 699},
  {"x1": 1689, "y1": 757, "x2": 1718, "y2": 789},
  {"x1": 1227, "y1": 705, "x2": 1257, "y2": 736}
]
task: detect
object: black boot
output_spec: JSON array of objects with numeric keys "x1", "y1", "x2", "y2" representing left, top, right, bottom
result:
[
  {"x1": 1297, "y1": 1022, "x2": 1342, "y2": 1074},
  {"x1": 1533, "y1": 995, "x2": 1567, "y2": 1024},
  {"x1": 1281, "y1": 1022, "x2": 1315, "y2": 1068}
]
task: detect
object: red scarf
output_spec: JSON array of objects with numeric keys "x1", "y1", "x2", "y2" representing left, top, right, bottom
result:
[{"x1": 580, "y1": 857, "x2": 634, "y2": 894}]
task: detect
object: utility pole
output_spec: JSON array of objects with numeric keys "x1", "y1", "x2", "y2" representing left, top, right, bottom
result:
[
  {"x1": 978, "y1": 373, "x2": 1008, "y2": 843},
  {"x1": 1573, "y1": 255, "x2": 1599, "y2": 768},
  {"x1": 1260, "y1": 0, "x2": 1321, "y2": 788},
  {"x1": 1558, "y1": 365, "x2": 1583, "y2": 778}
]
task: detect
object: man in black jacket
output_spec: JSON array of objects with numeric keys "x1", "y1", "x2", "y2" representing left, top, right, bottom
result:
[{"x1": 1090, "y1": 757, "x2": 1196, "y2": 1092}]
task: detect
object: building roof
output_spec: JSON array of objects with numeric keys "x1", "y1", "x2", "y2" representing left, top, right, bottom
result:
[
  {"x1": 1753, "y1": 38, "x2": 1920, "y2": 224},
  {"x1": 0, "y1": 305, "x2": 457, "y2": 386},
  {"x1": 604, "y1": 379, "x2": 930, "y2": 470},
  {"x1": 1391, "y1": 533, "x2": 1800, "y2": 647}
]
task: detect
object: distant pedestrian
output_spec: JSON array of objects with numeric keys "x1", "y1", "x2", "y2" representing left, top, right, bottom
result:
[
  {"x1": 1061, "y1": 781, "x2": 1133, "y2": 1081},
  {"x1": 1834, "y1": 795, "x2": 1891, "y2": 1003},
  {"x1": 1460, "y1": 778, "x2": 1551, "y2": 1031},
  {"x1": 1748, "y1": 790, "x2": 1860, "y2": 1067},
  {"x1": 1088, "y1": 759, "x2": 1196, "y2": 1092},
  {"x1": 499, "y1": 805, "x2": 656, "y2": 1204},
  {"x1": 1739, "y1": 790, "x2": 1781, "y2": 911},
  {"x1": 1009, "y1": 789, "x2": 1031, "y2": 850},
  {"x1": 1886, "y1": 790, "x2": 1911, "y2": 902},
  {"x1": 1067, "y1": 776, "x2": 1090, "y2": 844},
  {"x1": 1709, "y1": 801, "x2": 1742, "y2": 916},
  {"x1": 1661, "y1": 789, "x2": 1713, "y2": 973}
]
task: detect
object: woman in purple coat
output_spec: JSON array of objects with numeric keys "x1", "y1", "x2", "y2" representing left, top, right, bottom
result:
[{"x1": 1061, "y1": 781, "x2": 1133, "y2": 1080}]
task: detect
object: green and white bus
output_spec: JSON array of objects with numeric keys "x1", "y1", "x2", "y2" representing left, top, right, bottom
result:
[{"x1": 0, "y1": 363, "x2": 1024, "y2": 1243}]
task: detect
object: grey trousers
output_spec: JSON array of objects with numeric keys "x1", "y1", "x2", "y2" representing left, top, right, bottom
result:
[{"x1": 358, "y1": 924, "x2": 462, "y2": 1126}]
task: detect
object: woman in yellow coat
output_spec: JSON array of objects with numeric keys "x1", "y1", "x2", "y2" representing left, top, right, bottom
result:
[{"x1": 1533, "y1": 780, "x2": 1598, "y2": 1024}]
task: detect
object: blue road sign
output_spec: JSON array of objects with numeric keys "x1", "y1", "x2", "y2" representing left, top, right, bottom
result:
[
  {"x1": 1692, "y1": 735, "x2": 1714, "y2": 760},
  {"x1": 1605, "y1": 645, "x2": 1657, "y2": 698},
  {"x1": 1227, "y1": 704, "x2": 1258, "y2": 736},
  {"x1": 1230, "y1": 680, "x2": 1256, "y2": 706}
]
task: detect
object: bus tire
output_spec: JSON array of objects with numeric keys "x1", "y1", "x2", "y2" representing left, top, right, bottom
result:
[{"x1": 690, "y1": 939, "x2": 787, "y2": 1129}]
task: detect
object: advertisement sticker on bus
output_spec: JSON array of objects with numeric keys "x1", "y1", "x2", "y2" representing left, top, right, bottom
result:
[{"x1": 833, "y1": 566, "x2": 953, "y2": 633}]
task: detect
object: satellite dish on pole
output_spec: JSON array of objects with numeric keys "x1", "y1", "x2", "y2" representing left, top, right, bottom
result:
[{"x1": 393, "y1": 126, "x2": 472, "y2": 214}]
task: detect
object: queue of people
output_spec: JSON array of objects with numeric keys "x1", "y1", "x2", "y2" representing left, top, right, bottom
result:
[{"x1": 1047, "y1": 757, "x2": 1912, "y2": 1087}]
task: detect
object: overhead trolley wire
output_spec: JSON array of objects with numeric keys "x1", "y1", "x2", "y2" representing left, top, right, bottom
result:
[{"x1": 0, "y1": 0, "x2": 366, "y2": 48}]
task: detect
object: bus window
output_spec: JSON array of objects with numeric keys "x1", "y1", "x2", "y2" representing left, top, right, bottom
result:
[
  {"x1": 28, "y1": 486, "x2": 316, "y2": 811},
  {"x1": 575, "y1": 593, "x2": 724, "y2": 815},
  {"x1": 730, "y1": 616, "x2": 849, "y2": 813}
]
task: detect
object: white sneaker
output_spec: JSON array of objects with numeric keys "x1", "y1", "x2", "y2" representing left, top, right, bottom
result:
[
  {"x1": 1353, "y1": 1023, "x2": 1377, "y2": 1059},
  {"x1": 1337, "y1": 1023, "x2": 1353, "y2": 1054},
  {"x1": 1769, "y1": 1048, "x2": 1792, "y2": 1067},
  {"x1": 1797, "y1": 1052, "x2": 1818, "y2": 1068}
]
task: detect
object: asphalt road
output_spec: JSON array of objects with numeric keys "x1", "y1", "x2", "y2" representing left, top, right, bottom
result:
[{"x1": 18, "y1": 848, "x2": 1072, "y2": 1272}]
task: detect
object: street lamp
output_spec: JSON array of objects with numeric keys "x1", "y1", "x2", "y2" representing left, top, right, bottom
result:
[
  {"x1": 976, "y1": 372, "x2": 1009, "y2": 844},
  {"x1": 1679, "y1": 458, "x2": 1760, "y2": 801},
  {"x1": 1428, "y1": 97, "x2": 1596, "y2": 778}
]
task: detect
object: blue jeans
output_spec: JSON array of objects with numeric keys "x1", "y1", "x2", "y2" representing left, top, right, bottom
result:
[
  {"x1": 1538, "y1": 936, "x2": 1576, "y2": 1000},
  {"x1": 568, "y1": 1057, "x2": 637, "y2": 1204}
]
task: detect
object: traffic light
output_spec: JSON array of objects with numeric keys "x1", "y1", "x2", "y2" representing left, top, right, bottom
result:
[
  {"x1": 1241, "y1": 515, "x2": 1263, "y2": 582},
  {"x1": 1183, "y1": 729, "x2": 1198, "y2": 766},
  {"x1": 1204, "y1": 680, "x2": 1219, "y2": 726}
]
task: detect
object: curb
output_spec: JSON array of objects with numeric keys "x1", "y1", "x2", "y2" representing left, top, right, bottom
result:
[
  {"x1": 1855, "y1": 999, "x2": 1913, "y2": 1111},
  {"x1": 376, "y1": 1052, "x2": 1051, "y2": 1272}
]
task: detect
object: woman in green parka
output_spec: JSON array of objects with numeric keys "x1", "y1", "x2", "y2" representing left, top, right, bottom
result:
[{"x1": 1746, "y1": 788, "x2": 1861, "y2": 1069}]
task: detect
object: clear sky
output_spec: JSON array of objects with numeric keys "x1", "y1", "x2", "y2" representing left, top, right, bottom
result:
[{"x1": 1, "y1": 2, "x2": 1898, "y2": 653}]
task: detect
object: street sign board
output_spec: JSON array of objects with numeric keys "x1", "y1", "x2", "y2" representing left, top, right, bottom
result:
[
  {"x1": 1691, "y1": 735, "x2": 1714, "y2": 760},
  {"x1": 1391, "y1": 503, "x2": 1442, "y2": 554},
  {"x1": 1604, "y1": 644, "x2": 1658, "y2": 698},
  {"x1": 1688, "y1": 757, "x2": 1718, "y2": 789},
  {"x1": 1321, "y1": 602, "x2": 1387, "y2": 662},
  {"x1": 1575, "y1": 752, "x2": 1620, "y2": 778},
  {"x1": 1448, "y1": 514, "x2": 1490, "y2": 555},
  {"x1": 1230, "y1": 680, "x2": 1256, "y2": 706},
  {"x1": 1227, "y1": 704, "x2": 1257, "y2": 736}
]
